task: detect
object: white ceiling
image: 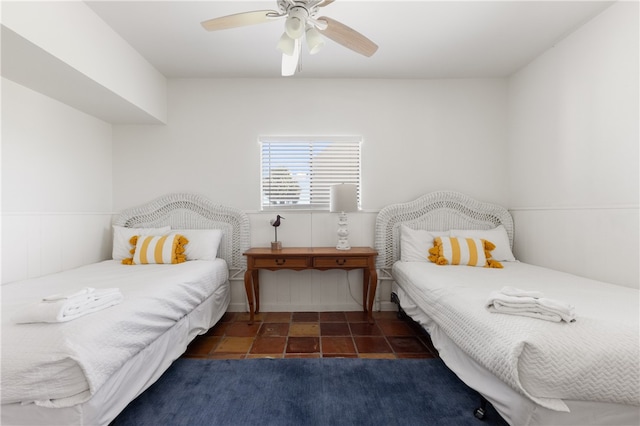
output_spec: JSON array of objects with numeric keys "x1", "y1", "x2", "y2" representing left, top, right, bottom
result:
[{"x1": 85, "y1": 1, "x2": 613, "y2": 79}]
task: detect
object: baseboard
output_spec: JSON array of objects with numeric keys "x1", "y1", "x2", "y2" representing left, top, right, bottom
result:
[{"x1": 378, "y1": 301, "x2": 396, "y2": 312}]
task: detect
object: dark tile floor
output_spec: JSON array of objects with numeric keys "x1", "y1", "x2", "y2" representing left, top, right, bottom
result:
[{"x1": 182, "y1": 311, "x2": 439, "y2": 359}]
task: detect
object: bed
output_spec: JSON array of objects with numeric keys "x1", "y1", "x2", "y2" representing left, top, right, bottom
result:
[
  {"x1": 374, "y1": 191, "x2": 639, "y2": 426},
  {"x1": 1, "y1": 193, "x2": 250, "y2": 425}
]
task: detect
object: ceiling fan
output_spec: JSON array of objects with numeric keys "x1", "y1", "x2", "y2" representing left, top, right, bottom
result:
[{"x1": 201, "y1": 0, "x2": 378, "y2": 76}]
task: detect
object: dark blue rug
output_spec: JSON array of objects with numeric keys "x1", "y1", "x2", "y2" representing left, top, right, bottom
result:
[{"x1": 112, "y1": 358, "x2": 507, "y2": 426}]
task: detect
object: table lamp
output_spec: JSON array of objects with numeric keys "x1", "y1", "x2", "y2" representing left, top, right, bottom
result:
[{"x1": 329, "y1": 183, "x2": 358, "y2": 250}]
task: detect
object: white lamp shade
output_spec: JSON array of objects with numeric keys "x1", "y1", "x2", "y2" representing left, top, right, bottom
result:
[
  {"x1": 305, "y1": 27, "x2": 325, "y2": 55},
  {"x1": 330, "y1": 184, "x2": 358, "y2": 213},
  {"x1": 285, "y1": 16, "x2": 304, "y2": 39},
  {"x1": 277, "y1": 32, "x2": 295, "y2": 56}
]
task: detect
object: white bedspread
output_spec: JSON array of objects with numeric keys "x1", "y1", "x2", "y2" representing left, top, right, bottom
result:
[
  {"x1": 393, "y1": 261, "x2": 639, "y2": 411},
  {"x1": 1, "y1": 259, "x2": 228, "y2": 408}
]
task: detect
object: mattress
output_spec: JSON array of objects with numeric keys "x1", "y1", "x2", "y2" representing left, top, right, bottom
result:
[
  {"x1": 392, "y1": 261, "x2": 640, "y2": 411},
  {"x1": 394, "y1": 283, "x2": 640, "y2": 426},
  {"x1": 2, "y1": 284, "x2": 229, "y2": 426},
  {"x1": 1, "y1": 259, "x2": 229, "y2": 408}
]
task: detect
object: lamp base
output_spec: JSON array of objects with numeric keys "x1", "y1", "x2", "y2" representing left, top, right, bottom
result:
[
  {"x1": 335, "y1": 240, "x2": 351, "y2": 250},
  {"x1": 271, "y1": 241, "x2": 282, "y2": 251},
  {"x1": 335, "y1": 211, "x2": 351, "y2": 250}
]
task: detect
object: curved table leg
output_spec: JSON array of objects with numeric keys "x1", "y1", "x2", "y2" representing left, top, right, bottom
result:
[
  {"x1": 244, "y1": 269, "x2": 255, "y2": 324},
  {"x1": 252, "y1": 269, "x2": 260, "y2": 314},
  {"x1": 367, "y1": 268, "x2": 377, "y2": 324},
  {"x1": 363, "y1": 269, "x2": 371, "y2": 313}
]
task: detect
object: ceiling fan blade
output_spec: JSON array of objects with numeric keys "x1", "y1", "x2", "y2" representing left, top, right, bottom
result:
[
  {"x1": 317, "y1": 16, "x2": 378, "y2": 57},
  {"x1": 201, "y1": 10, "x2": 279, "y2": 31},
  {"x1": 282, "y1": 39, "x2": 301, "y2": 76}
]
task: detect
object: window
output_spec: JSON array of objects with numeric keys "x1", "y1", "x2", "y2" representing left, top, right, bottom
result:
[{"x1": 260, "y1": 136, "x2": 361, "y2": 210}]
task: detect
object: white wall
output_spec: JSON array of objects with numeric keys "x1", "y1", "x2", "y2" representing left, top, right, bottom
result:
[
  {"x1": 508, "y1": 1, "x2": 639, "y2": 288},
  {"x1": 113, "y1": 78, "x2": 509, "y2": 212},
  {"x1": 112, "y1": 78, "x2": 509, "y2": 310},
  {"x1": 1, "y1": 79, "x2": 114, "y2": 283},
  {"x1": 1, "y1": 1, "x2": 167, "y2": 123}
]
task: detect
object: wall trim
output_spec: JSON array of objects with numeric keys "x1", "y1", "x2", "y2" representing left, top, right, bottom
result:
[
  {"x1": 509, "y1": 205, "x2": 638, "y2": 212},
  {"x1": 244, "y1": 209, "x2": 381, "y2": 214},
  {"x1": 1, "y1": 212, "x2": 117, "y2": 216}
]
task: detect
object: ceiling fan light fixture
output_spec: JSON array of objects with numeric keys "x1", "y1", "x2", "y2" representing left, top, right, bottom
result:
[
  {"x1": 285, "y1": 16, "x2": 304, "y2": 39},
  {"x1": 305, "y1": 26, "x2": 325, "y2": 54},
  {"x1": 284, "y1": 7, "x2": 308, "y2": 39},
  {"x1": 277, "y1": 32, "x2": 296, "y2": 56}
]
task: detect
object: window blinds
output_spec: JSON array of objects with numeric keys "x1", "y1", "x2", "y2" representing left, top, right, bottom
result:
[{"x1": 260, "y1": 137, "x2": 361, "y2": 209}]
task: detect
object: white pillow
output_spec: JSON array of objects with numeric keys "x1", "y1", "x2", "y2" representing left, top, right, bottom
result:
[
  {"x1": 173, "y1": 229, "x2": 223, "y2": 261},
  {"x1": 450, "y1": 225, "x2": 516, "y2": 262},
  {"x1": 112, "y1": 225, "x2": 171, "y2": 260},
  {"x1": 400, "y1": 225, "x2": 449, "y2": 262}
]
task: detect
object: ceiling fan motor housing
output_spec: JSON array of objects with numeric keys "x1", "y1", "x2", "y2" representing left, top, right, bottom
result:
[{"x1": 278, "y1": 0, "x2": 321, "y2": 18}]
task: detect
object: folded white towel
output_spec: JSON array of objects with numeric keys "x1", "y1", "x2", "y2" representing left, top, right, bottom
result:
[
  {"x1": 486, "y1": 289, "x2": 575, "y2": 323},
  {"x1": 13, "y1": 287, "x2": 123, "y2": 324},
  {"x1": 536, "y1": 297, "x2": 576, "y2": 323},
  {"x1": 499, "y1": 286, "x2": 544, "y2": 299}
]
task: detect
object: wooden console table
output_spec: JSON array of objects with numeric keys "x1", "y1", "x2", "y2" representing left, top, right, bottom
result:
[{"x1": 243, "y1": 247, "x2": 378, "y2": 324}]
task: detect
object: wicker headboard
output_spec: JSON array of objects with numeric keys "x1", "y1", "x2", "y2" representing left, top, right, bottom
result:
[
  {"x1": 113, "y1": 193, "x2": 250, "y2": 271},
  {"x1": 374, "y1": 191, "x2": 513, "y2": 270}
]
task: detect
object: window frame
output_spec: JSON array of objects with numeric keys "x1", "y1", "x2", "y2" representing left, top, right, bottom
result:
[{"x1": 259, "y1": 136, "x2": 362, "y2": 211}]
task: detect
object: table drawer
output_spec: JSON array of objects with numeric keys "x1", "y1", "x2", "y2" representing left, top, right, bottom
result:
[
  {"x1": 254, "y1": 257, "x2": 309, "y2": 268},
  {"x1": 313, "y1": 257, "x2": 369, "y2": 268}
]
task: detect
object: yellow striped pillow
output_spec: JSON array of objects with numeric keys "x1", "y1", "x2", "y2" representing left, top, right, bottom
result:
[
  {"x1": 428, "y1": 237, "x2": 502, "y2": 268},
  {"x1": 122, "y1": 234, "x2": 188, "y2": 265}
]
